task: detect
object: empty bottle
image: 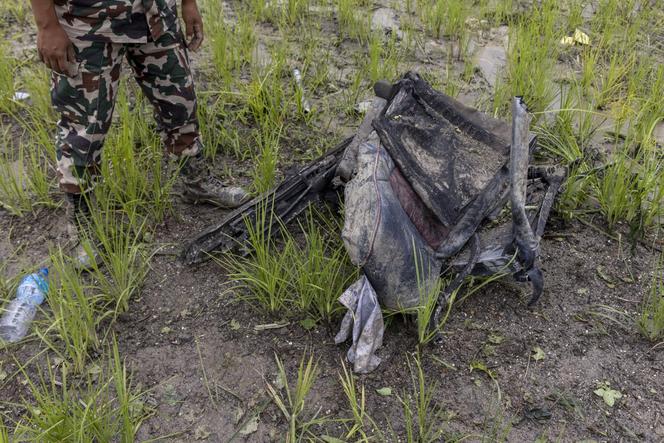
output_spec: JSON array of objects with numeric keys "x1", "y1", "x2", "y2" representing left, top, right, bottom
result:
[{"x1": 0, "y1": 267, "x2": 49, "y2": 343}]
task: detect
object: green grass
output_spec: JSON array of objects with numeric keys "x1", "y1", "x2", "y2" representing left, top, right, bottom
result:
[
  {"x1": 338, "y1": 360, "x2": 372, "y2": 440},
  {"x1": 13, "y1": 340, "x2": 149, "y2": 442},
  {"x1": 37, "y1": 248, "x2": 102, "y2": 374},
  {"x1": 638, "y1": 256, "x2": 664, "y2": 341},
  {"x1": 266, "y1": 351, "x2": 321, "y2": 442},
  {"x1": 493, "y1": 0, "x2": 561, "y2": 116},
  {"x1": 223, "y1": 204, "x2": 357, "y2": 322},
  {"x1": 86, "y1": 204, "x2": 152, "y2": 317},
  {"x1": 97, "y1": 83, "x2": 176, "y2": 223},
  {"x1": 0, "y1": 41, "x2": 17, "y2": 116},
  {"x1": 396, "y1": 353, "x2": 447, "y2": 442}
]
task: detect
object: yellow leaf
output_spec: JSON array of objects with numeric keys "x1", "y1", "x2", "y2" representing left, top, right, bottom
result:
[{"x1": 574, "y1": 28, "x2": 590, "y2": 45}]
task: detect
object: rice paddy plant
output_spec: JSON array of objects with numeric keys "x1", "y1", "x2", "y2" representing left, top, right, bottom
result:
[
  {"x1": 224, "y1": 203, "x2": 355, "y2": 321},
  {"x1": 251, "y1": 123, "x2": 281, "y2": 194},
  {"x1": 288, "y1": 212, "x2": 358, "y2": 322},
  {"x1": 86, "y1": 204, "x2": 152, "y2": 317},
  {"x1": 38, "y1": 248, "x2": 102, "y2": 374},
  {"x1": 338, "y1": 360, "x2": 368, "y2": 439},
  {"x1": 367, "y1": 31, "x2": 401, "y2": 84},
  {"x1": 592, "y1": 136, "x2": 662, "y2": 236},
  {"x1": 416, "y1": 277, "x2": 456, "y2": 348},
  {"x1": 0, "y1": 42, "x2": 17, "y2": 115},
  {"x1": 338, "y1": 360, "x2": 384, "y2": 440},
  {"x1": 98, "y1": 83, "x2": 175, "y2": 222},
  {"x1": 0, "y1": 0, "x2": 31, "y2": 24},
  {"x1": 197, "y1": 93, "x2": 243, "y2": 160},
  {"x1": 20, "y1": 66, "x2": 56, "y2": 124},
  {"x1": 275, "y1": 0, "x2": 311, "y2": 28},
  {"x1": 336, "y1": 0, "x2": 371, "y2": 43},
  {"x1": 493, "y1": 0, "x2": 560, "y2": 116},
  {"x1": 491, "y1": 0, "x2": 519, "y2": 25},
  {"x1": 593, "y1": 50, "x2": 635, "y2": 111},
  {"x1": 0, "y1": 130, "x2": 56, "y2": 216},
  {"x1": 536, "y1": 85, "x2": 601, "y2": 164},
  {"x1": 223, "y1": 200, "x2": 291, "y2": 313},
  {"x1": 266, "y1": 351, "x2": 320, "y2": 442},
  {"x1": 397, "y1": 353, "x2": 446, "y2": 442},
  {"x1": 565, "y1": 0, "x2": 585, "y2": 31},
  {"x1": 418, "y1": 0, "x2": 470, "y2": 58},
  {"x1": 0, "y1": 141, "x2": 33, "y2": 216},
  {"x1": 14, "y1": 341, "x2": 148, "y2": 442},
  {"x1": 244, "y1": 66, "x2": 288, "y2": 130},
  {"x1": 638, "y1": 256, "x2": 664, "y2": 342},
  {"x1": 0, "y1": 415, "x2": 7, "y2": 443},
  {"x1": 202, "y1": 3, "x2": 256, "y2": 87}
]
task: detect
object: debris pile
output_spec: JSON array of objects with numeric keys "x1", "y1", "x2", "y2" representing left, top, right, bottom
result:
[{"x1": 183, "y1": 72, "x2": 566, "y2": 373}]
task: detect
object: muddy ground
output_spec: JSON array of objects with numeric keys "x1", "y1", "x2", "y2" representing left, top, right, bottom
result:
[
  {"x1": 2, "y1": 193, "x2": 663, "y2": 442},
  {"x1": 2, "y1": 1, "x2": 664, "y2": 442}
]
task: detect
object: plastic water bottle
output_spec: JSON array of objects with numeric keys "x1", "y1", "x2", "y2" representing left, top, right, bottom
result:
[{"x1": 0, "y1": 267, "x2": 49, "y2": 343}]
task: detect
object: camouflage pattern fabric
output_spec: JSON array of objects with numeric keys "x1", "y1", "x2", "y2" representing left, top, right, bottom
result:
[
  {"x1": 53, "y1": 30, "x2": 201, "y2": 193},
  {"x1": 54, "y1": 0, "x2": 179, "y2": 43}
]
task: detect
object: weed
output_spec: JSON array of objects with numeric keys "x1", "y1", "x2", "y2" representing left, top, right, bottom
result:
[
  {"x1": 37, "y1": 248, "x2": 102, "y2": 374},
  {"x1": 266, "y1": 351, "x2": 321, "y2": 442},
  {"x1": 223, "y1": 200, "x2": 291, "y2": 313},
  {"x1": 86, "y1": 204, "x2": 152, "y2": 317},
  {"x1": 0, "y1": 42, "x2": 17, "y2": 115},
  {"x1": 638, "y1": 256, "x2": 664, "y2": 341},
  {"x1": 14, "y1": 340, "x2": 148, "y2": 442},
  {"x1": 0, "y1": 415, "x2": 7, "y2": 443},
  {"x1": 223, "y1": 203, "x2": 356, "y2": 322},
  {"x1": 493, "y1": 0, "x2": 560, "y2": 116},
  {"x1": 337, "y1": 0, "x2": 371, "y2": 43},
  {"x1": 396, "y1": 353, "x2": 446, "y2": 442}
]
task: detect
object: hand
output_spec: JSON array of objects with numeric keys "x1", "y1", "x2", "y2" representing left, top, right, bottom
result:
[
  {"x1": 182, "y1": 0, "x2": 204, "y2": 52},
  {"x1": 37, "y1": 22, "x2": 76, "y2": 74}
]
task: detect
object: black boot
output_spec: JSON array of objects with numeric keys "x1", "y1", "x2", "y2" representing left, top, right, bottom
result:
[{"x1": 179, "y1": 154, "x2": 250, "y2": 208}]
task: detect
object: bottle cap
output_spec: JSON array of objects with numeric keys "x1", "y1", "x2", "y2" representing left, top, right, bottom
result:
[{"x1": 39, "y1": 267, "x2": 49, "y2": 277}]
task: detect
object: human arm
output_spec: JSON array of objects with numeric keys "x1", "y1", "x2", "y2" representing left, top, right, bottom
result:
[
  {"x1": 30, "y1": 0, "x2": 76, "y2": 74},
  {"x1": 181, "y1": 0, "x2": 204, "y2": 52}
]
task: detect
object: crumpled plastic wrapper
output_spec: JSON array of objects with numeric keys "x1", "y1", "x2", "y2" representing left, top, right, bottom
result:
[{"x1": 334, "y1": 276, "x2": 385, "y2": 374}]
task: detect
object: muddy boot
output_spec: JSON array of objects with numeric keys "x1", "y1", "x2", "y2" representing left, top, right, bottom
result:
[
  {"x1": 64, "y1": 193, "x2": 98, "y2": 270},
  {"x1": 179, "y1": 154, "x2": 250, "y2": 208}
]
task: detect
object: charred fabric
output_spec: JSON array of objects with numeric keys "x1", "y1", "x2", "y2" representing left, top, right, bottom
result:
[{"x1": 182, "y1": 72, "x2": 567, "y2": 373}]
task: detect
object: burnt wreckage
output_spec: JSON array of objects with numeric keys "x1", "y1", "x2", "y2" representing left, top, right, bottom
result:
[{"x1": 183, "y1": 72, "x2": 566, "y2": 372}]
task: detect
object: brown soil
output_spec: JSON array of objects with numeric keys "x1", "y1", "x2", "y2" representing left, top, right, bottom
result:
[
  {"x1": 3, "y1": 199, "x2": 663, "y2": 441},
  {"x1": 1, "y1": 2, "x2": 663, "y2": 442}
]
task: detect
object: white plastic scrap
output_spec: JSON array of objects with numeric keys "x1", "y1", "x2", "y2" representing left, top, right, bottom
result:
[
  {"x1": 13, "y1": 92, "x2": 30, "y2": 101},
  {"x1": 335, "y1": 275, "x2": 385, "y2": 373}
]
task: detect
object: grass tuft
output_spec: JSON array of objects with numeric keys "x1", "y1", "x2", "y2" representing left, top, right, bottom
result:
[{"x1": 638, "y1": 256, "x2": 664, "y2": 342}]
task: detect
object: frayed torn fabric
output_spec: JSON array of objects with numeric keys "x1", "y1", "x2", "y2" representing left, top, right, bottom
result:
[{"x1": 334, "y1": 276, "x2": 385, "y2": 374}]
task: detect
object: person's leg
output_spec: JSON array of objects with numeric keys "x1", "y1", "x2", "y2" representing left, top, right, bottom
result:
[
  {"x1": 52, "y1": 39, "x2": 124, "y2": 265},
  {"x1": 125, "y1": 34, "x2": 249, "y2": 208}
]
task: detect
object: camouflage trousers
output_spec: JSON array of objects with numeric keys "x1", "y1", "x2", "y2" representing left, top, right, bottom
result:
[{"x1": 53, "y1": 33, "x2": 201, "y2": 194}]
